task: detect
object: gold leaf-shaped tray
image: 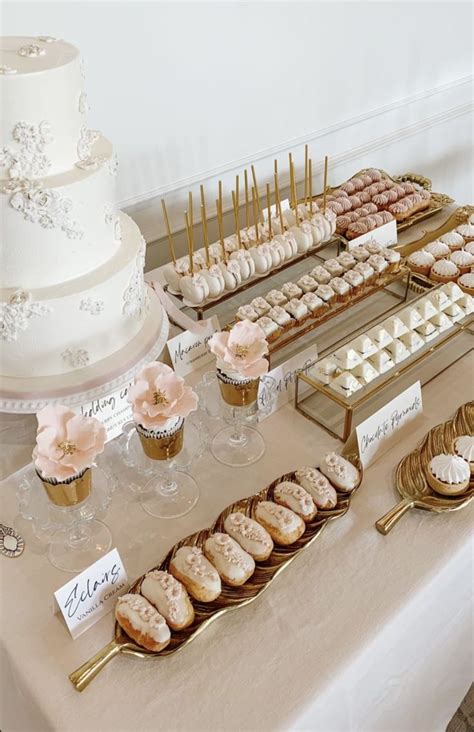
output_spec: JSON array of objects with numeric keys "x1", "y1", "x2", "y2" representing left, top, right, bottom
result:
[
  {"x1": 70, "y1": 455, "x2": 362, "y2": 691},
  {"x1": 375, "y1": 402, "x2": 474, "y2": 534}
]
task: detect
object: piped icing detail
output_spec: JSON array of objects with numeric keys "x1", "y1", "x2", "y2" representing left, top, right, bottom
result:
[
  {"x1": 454, "y1": 436, "x2": 474, "y2": 463},
  {"x1": 115, "y1": 594, "x2": 170, "y2": 643},
  {"x1": 429, "y1": 454, "x2": 470, "y2": 484}
]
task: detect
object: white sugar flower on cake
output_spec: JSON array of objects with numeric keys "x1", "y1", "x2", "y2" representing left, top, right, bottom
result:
[{"x1": 208, "y1": 320, "x2": 269, "y2": 380}]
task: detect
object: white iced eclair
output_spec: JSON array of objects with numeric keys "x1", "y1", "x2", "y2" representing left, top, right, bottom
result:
[
  {"x1": 140, "y1": 570, "x2": 194, "y2": 631},
  {"x1": 294, "y1": 467, "x2": 338, "y2": 508},
  {"x1": 223, "y1": 512, "x2": 273, "y2": 561},
  {"x1": 254, "y1": 500, "x2": 305, "y2": 545},
  {"x1": 169, "y1": 546, "x2": 221, "y2": 602},
  {"x1": 319, "y1": 453, "x2": 360, "y2": 492},
  {"x1": 115, "y1": 594, "x2": 171, "y2": 652},
  {"x1": 273, "y1": 481, "x2": 317, "y2": 522},
  {"x1": 204, "y1": 533, "x2": 255, "y2": 586}
]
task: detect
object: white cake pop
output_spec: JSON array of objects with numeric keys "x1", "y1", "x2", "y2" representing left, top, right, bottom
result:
[
  {"x1": 199, "y1": 264, "x2": 226, "y2": 298},
  {"x1": 218, "y1": 259, "x2": 242, "y2": 290},
  {"x1": 250, "y1": 243, "x2": 273, "y2": 274},
  {"x1": 163, "y1": 257, "x2": 190, "y2": 292},
  {"x1": 230, "y1": 249, "x2": 256, "y2": 280},
  {"x1": 268, "y1": 237, "x2": 285, "y2": 267},
  {"x1": 180, "y1": 272, "x2": 210, "y2": 304},
  {"x1": 290, "y1": 221, "x2": 313, "y2": 253}
]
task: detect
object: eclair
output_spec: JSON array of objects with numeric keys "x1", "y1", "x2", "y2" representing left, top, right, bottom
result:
[
  {"x1": 223, "y1": 512, "x2": 273, "y2": 561},
  {"x1": 169, "y1": 546, "x2": 221, "y2": 602},
  {"x1": 140, "y1": 570, "x2": 195, "y2": 630},
  {"x1": 320, "y1": 453, "x2": 360, "y2": 492},
  {"x1": 294, "y1": 467, "x2": 338, "y2": 509},
  {"x1": 115, "y1": 594, "x2": 171, "y2": 652},
  {"x1": 273, "y1": 481, "x2": 317, "y2": 522},
  {"x1": 254, "y1": 501, "x2": 305, "y2": 545},
  {"x1": 204, "y1": 533, "x2": 255, "y2": 586}
]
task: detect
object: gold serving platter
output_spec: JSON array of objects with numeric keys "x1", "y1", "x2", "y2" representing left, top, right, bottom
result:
[
  {"x1": 70, "y1": 454, "x2": 362, "y2": 691},
  {"x1": 323, "y1": 169, "x2": 453, "y2": 235},
  {"x1": 375, "y1": 402, "x2": 474, "y2": 534}
]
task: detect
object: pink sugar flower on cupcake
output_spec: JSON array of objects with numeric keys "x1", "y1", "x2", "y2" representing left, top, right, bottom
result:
[
  {"x1": 33, "y1": 405, "x2": 106, "y2": 481},
  {"x1": 208, "y1": 320, "x2": 269, "y2": 379},
  {"x1": 128, "y1": 362, "x2": 198, "y2": 431}
]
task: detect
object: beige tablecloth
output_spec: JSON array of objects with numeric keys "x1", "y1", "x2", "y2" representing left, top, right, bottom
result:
[{"x1": 1, "y1": 353, "x2": 473, "y2": 732}]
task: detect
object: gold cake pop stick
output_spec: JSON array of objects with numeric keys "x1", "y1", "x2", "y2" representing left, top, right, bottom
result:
[
  {"x1": 244, "y1": 169, "x2": 250, "y2": 230},
  {"x1": 251, "y1": 165, "x2": 261, "y2": 218},
  {"x1": 274, "y1": 172, "x2": 285, "y2": 233},
  {"x1": 185, "y1": 211, "x2": 194, "y2": 275},
  {"x1": 304, "y1": 144, "x2": 309, "y2": 206},
  {"x1": 289, "y1": 153, "x2": 295, "y2": 211},
  {"x1": 308, "y1": 158, "x2": 313, "y2": 214},
  {"x1": 161, "y1": 199, "x2": 176, "y2": 264},
  {"x1": 252, "y1": 186, "x2": 259, "y2": 243},
  {"x1": 188, "y1": 191, "x2": 194, "y2": 232},
  {"x1": 231, "y1": 190, "x2": 242, "y2": 249},
  {"x1": 200, "y1": 185, "x2": 211, "y2": 267},
  {"x1": 216, "y1": 197, "x2": 227, "y2": 262},
  {"x1": 266, "y1": 183, "x2": 272, "y2": 238},
  {"x1": 323, "y1": 156, "x2": 329, "y2": 214}
]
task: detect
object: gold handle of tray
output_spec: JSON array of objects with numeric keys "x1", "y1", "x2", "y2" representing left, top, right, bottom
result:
[
  {"x1": 69, "y1": 639, "x2": 122, "y2": 692},
  {"x1": 397, "y1": 173, "x2": 432, "y2": 191},
  {"x1": 375, "y1": 497, "x2": 415, "y2": 535}
]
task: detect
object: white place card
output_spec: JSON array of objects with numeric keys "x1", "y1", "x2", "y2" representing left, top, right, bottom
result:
[
  {"x1": 355, "y1": 381, "x2": 422, "y2": 468},
  {"x1": 79, "y1": 385, "x2": 133, "y2": 442},
  {"x1": 53, "y1": 548, "x2": 128, "y2": 639},
  {"x1": 258, "y1": 344, "x2": 317, "y2": 419},
  {"x1": 346, "y1": 219, "x2": 398, "y2": 251},
  {"x1": 167, "y1": 315, "x2": 220, "y2": 377}
]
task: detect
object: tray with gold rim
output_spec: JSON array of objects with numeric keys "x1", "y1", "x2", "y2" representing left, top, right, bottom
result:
[
  {"x1": 69, "y1": 453, "x2": 362, "y2": 691},
  {"x1": 375, "y1": 402, "x2": 474, "y2": 534},
  {"x1": 395, "y1": 205, "x2": 474, "y2": 294},
  {"x1": 321, "y1": 169, "x2": 454, "y2": 235}
]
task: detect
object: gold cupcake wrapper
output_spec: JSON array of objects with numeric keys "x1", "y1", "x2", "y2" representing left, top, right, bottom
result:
[
  {"x1": 217, "y1": 372, "x2": 260, "y2": 407},
  {"x1": 38, "y1": 467, "x2": 92, "y2": 507},
  {"x1": 137, "y1": 421, "x2": 184, "y2": 460}
]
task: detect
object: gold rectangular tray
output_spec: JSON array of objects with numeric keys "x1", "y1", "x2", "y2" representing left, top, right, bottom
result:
[
  {"x1": 69, "y1": 454, "x2": 362, "y2": 692},
  {"x1": 375, "y1": 402, "x2": 474, "y2": 534}
]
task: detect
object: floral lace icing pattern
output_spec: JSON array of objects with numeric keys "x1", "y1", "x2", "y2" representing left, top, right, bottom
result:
[
  {"x1": 0, "y1": 65, "x2": 17, "y2": 75},
  {"x1": 122, "y1": 236, "x2": 150, "y2": 321},
  {"x1": 10, "y1": 187, "x2": 84, "y2": 239},
  {"x1": 323, "y1": 453, "x2": 347, "y2": 479},
  {"x1": 210, "y1": 534, "x2": 253, "y2": 570},
  {"x1": 114, "y1": 217, "x2": 122, "y2": 241},
  {"x1": 75, "y1": 155, "x2": 107, "y2": 172},
  {"x1": 184, "y1": 547, "x2": 215, "y2": 578},
  {"x1": 79, "y1": 298, "x2": 104, "y2": 316},
  {"x1": 36, "y1": 36, "x2": 58, "y2": 43},
  {"x1": 0, "y1": 290, "x2": 51, "y2": 342},
  {"x1": 78, "y1": 92, "x2": 89, "y2": 114},
  {"x1": 104, "y1": 204, "x2": 114, "y2": 225},
  {"x1": 80, "y1": 59, "x2": 86, "y2": 80},
  {"x1": 0, "y1": 121, "x2": 53, "y2": 183},
  {"x1": 18, "y1": 44, "x2": 45, "y2": 58},
  {"x1": 117, "y1": 595, "x2": 167, "y2": 633},
  {"x1": 261, "y1": 502, "x2": 295, "y2": 527},
  {"x1": 61, "y1": 348, "x2": 90, "y2": 369},
  {"x1": 77, "y1": 125, "x2": 100, "y2": 162},
  {"x1": 145, "y1": 571, "x2": 184, "y2": 623},
  {"x1": 227, "y1": 513, "x2": 272, "y2": 547},
  {"x1": 107, "y1": 155, "x2": 119, "y2": 176}
]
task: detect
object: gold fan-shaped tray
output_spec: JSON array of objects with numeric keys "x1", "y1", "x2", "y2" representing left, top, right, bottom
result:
[
  {"x1": 70, "y1": 455, "x2": 362, "y2": 691},
  {"x1": 375, "y1": 402, "x2": 474, "y2": 534}
]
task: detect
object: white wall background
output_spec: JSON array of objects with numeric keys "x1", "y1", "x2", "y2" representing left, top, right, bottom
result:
[{"x1": 3, "y1": 1, "x2": 473, "y2": 268}]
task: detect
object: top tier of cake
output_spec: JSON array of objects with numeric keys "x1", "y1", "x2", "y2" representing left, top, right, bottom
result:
[{"x1": 0, "y1": 36, "x2": 87, "y2": 176}]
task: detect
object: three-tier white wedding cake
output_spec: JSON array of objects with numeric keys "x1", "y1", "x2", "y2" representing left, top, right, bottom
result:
[{"x1": 0, "y1": 37, "x2": 167, "y2": 409}]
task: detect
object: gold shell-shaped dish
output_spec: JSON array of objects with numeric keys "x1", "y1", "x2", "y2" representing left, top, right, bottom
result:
[
  {"x1": 375, "y1": 402, "x2": 474, "y2": 534},
  {"x1": 70, "y1": 455, "x2": 362, "y2": 691}
]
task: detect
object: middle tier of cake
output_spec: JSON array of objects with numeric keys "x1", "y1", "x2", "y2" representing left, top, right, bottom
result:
[{"x1": 0, "y1": 212, "x2": 153, "y2": 378}]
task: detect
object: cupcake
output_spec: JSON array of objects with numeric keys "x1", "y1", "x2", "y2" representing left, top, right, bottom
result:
[
  {"x1": 449, "y1": 249, "x2": 474, "y2": 275},
  {"x1": 453, "y1": 435, "x2": 474, "y2": 472},
  {"x1": 424, "y1": 240, "x2": 450, "y2": 260},
  {"x1": 33, "y1": 405, "x2": 107, "y2": 506},
  {"x1": 129, "y1": 363, "x2": 198, "y2": 460},
  {"x1": 427, "y1": 454, "x2": 470, "y2": 496},
  {"x1": 439, "y1": 231, "x2": 465, "y2": 251},
  {"x1": 208, "y1": 320, "x2": 269, "y2": 406},
  {"x1": 458, "y1": 272, "x2": 474, "y2": 295},
  {"x1": 430, "y1": 259, "x2": 459, "y2": 284},
  {"x1": 407, "y1": 249, "x2": 435, "y2": 276}
]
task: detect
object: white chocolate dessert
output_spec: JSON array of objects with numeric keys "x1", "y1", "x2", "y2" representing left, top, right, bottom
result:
[
  {"x1": 268, "y1": 305, "x2": 293, "y2": 329},
  {"x1": 444, "y1": 302, "x2": 465, "y2": 322},
  {"x1": 368, "y1": 349, "x2": 394, "y2": 373},
  {"x1": 204, "y1": 533, "x2": 255, "y2": 586},
  {"x1": 330, "y1": 371, "x2": 362, "y2": 397},
  {"x1": 351, "y1": 335, "x2": 378, "y2": 358},
  {"x1": 311, "y1": 357, "x2": 340, "y2": 384},
  {"x1": 430, "y1": 311, "x2": 453, "y2": 332},
  {"x1": 458, "y1": 294, "x2": 474, "y2": 314},
  {"x1": 273, "y1": 481, "x2": 317, "y2": 521},
  {"x1": 333, "y1": 346, "x2": 362, "y2": 369},
  {"x1": 319, "y1": 453, "x2": 360, "y2": 492},
  {"x1": 254, "y1": 501, "x2": 305, "y2": 545},
  {"x1": 416, "y1": 299, "x2": 438, "y2": 320},
  {"x1": 400, "y1": 330, "x2": 425, "y2": 353},
  {"x1": 169, "y1": 546, "x2": 221, "y2": 602},
  {"x1": 294, "y1": 467, "x2": 338, "y2": 508},
  {"x1": 367, "y1": 326, "x2": 393, "y2": 348},
  {"x1": 415, "y1": 321, "x2": 438, "y2": 342},
  {"x1": 453, "y1": 435, "x2": 474, "y2": 470},
  {"x1": 352, "y1": 361, "x2": 379, "y2": 384},
  {"x1": 285, "y1": 298, "x2": 309, "y2": 321},
  {"x1": 386, "y1": 339, "x2": 410, "y2": 363},
  {"x1": 223, "y1": 512, "x2": 273, "y2": 561},
  {"x1": 115, "y1": 594, "x2": 171, "y2": 652},
  {"x1": 382, "y1": 316, "x2": 408, "y2": 339},
  {"x1": 140, "y1": 570, "x2": 194, "y2": 631},
  {"x1": 266, "y1": 289, "x2": 287, "y2": 307},
  {"x1": 399, "y1": 307, "x2": 424, "y2": 330},
  {"x1": 427, "y1": 454, "x2": 470, "y2": 495}
]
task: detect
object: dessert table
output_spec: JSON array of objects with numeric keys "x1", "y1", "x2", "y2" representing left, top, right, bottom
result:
[{"x1": 1, "y1": 351, "x2": 472, "y2": 732}]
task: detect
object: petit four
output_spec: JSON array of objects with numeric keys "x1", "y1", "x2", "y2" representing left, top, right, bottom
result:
[
  {"x1": 386, "y1": 338, "x2": 411, "y2": 363},
  {"x1": 399, "y1": 331, "x2": 425, "y2": 353},
  {"x1": 368, "y1": 349, "x2": 394, "y2": 373},
  {"x1": 273, "y1": 481, "x2": 317, "y2": 522},
  {"x1": 115, "y1": 594, "x2": 171, "y2": 652},
  {"x1": 407, "y1": 250, "x2": 435, "y2": 275},
  {"x1": 169, "y1": 546, "x2": 221, "y2": 602},
  {"x1": 453, "y1": 436, "x2": 474, "y2": 471},
  {"x1": 430, "y1": 259, "x2": 459, "y2": 283},
  {"x1": 268, "y1": 306, "x2": 293, "y2": 330},
  {"x1": 266, "y1": 289, "x2": 287, "y2": 307},
  {"x1": 352, "y1": 334, "x2": 378, "y2": 358},
  {"x1": 439, "y1": 231, "x2": 465, "y2": 250},
  {"x1": 310, "y1": 265, "x2": 332, "y2": 284},
  {"x1": 315, "y1": 284, "x2": 335, "y2": 304},
  {"x1": 251, "y1": 296, "x2": 271, "y2": 316},
  {"x1": 333, "y1": 346, "x2": 363, "y2": 369},
  {"x1": 449, "y1": 249, "x2": 474, "y2": 274},
  {"x1": 414, "y1": 321, "x2": 438, "y2": 342},
  {"x1": 352, "y1": 361, "x2": 379, "y2": 384},
  {"x1": 351, "y1": 246, "x2": 370, "y2": 262},
  {"x1": 424, "y1": 241, "x2": 450, "y2": 259},
  {"x1": 319, "y1": 452, "x2": 360, "y2": 492},
  {"x1": 236, "y1": 304, "x2": 259, "y2": 322},
  {"x1": 330, "y1": 277, "x2": 352, "y2": 301},
  {"x1": 427, "y1": 454, "x2": 470, "y2": 496},
  {"x1": 256, "y1": 316, "x2": 281, "y2": 341},
  {"x1": 365, "y1": 241, "x2": 382, "y2": 255},
  {"x1": 204, "y1": 533, "x2": 255, "y2": 586},
  {"x1": 223, "y1": 512, "x2": 273, "y2": 561},
  {"x1": 254, "y1": 501, "x2": 305, "y2": 545},
  {"x1": 294, "y1": 467, "x2": 338, "y2": 508},
  {"x1": 301, "y1": 292, "x2": 324, "y2": 315},
  {"x1": 297, "y1": 275, "x2": 318, "y2": 293},
  {"x1": 367, "y1": 254, "x2": 388, "y2": 274},
  {"x1": 353, "y1": 262, "x2": 375, "y2": 282},
  {"x1": 140, "y1": 570, "x2": 194, "y2": 631},
  {"x1": 383, "y1": 248, "x2": 401, "y2": 271},
  {"x1": 281, "y1": 282, "x2": 303, "y2": 300},
  {"x1": 337, "y1": 252, "x2": 356, "y2": 271},
  {"x1": 343, "y1": 269, "x2": 364, "y2": 291},
  {"x1": 458, "y1": 273, "x2": 474, "y2": 294},
  {"x1": 285, "y1": 298, "x2": 309, "y2": 322},
  {"x1": 324, "y1": 258, "x2": 344, "y2": 277},
  {"x1": 329, "y1": 371, "x2": 363, "y2": 397}
]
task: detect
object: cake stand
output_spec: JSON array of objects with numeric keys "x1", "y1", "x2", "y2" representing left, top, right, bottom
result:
[{"x1": 0, "y1": 288, "x2": 169, "y2": 413}]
